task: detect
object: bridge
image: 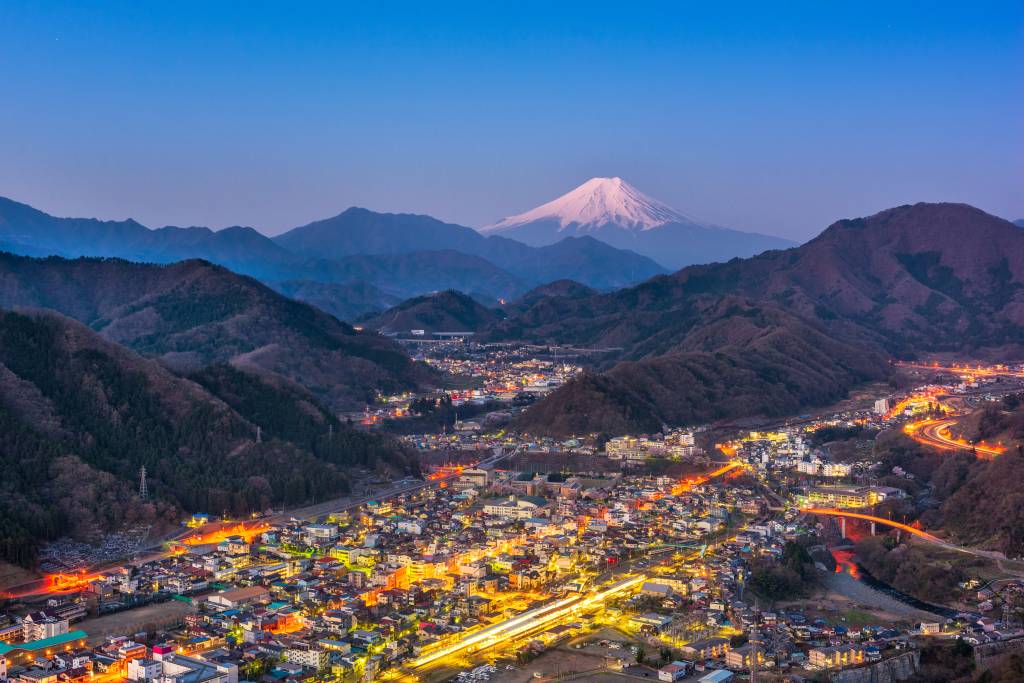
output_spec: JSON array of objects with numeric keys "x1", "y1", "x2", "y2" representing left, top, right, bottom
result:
[
  {"x1": 802, "y1": 508, "x2": 941, "y2": 543},
  {"x1": 801, "y1": 508, "x2": 1004, "y2": 559}
]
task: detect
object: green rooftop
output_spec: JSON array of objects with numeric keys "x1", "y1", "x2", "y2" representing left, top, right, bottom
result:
[{"x1": 0, "y1": 629, "x2": 88, "y2": 655}]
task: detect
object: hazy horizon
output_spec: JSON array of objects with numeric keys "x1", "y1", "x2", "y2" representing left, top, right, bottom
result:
[{"x1": 1, "y1": 2, "x2": 1021, "y2": 240}]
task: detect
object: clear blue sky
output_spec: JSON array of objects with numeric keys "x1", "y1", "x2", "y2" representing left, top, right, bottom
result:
[{"x1": 1, "y1": 1, "x2": 1021, "y2": 240}]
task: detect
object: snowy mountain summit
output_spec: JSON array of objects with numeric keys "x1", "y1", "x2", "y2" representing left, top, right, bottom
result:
[
  {"x1": 483, "y1": 176, "x2": 695, "y2": 234},
  {"x1": 480, "y1": 176, "x2": 794, "y2": 270}
]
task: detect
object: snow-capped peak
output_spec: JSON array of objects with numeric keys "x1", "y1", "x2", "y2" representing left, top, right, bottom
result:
[{"x1": 482, "y1": 177, "x2": 695, "y2": 234}]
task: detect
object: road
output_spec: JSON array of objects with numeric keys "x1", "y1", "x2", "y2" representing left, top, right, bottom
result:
[
  {"x1": 4, "y1": 450, "x2": 512, "y2": 600},
  {"x1": 897, "y1": 362, "x2": 1024, "y2": 380},
  {"x1": 904, "y1": 416, "x2": 1006, "y2": 459}
]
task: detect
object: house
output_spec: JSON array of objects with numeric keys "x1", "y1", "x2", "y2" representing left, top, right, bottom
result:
[
  {"x1": 640, "y1": 582, "x2": 675, "y2": 598},
  {"x1": 658, "y1": 661, "x2": 692, "y2": 682}
]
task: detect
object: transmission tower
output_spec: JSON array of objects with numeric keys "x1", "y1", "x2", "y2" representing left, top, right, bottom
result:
[{"x1": 139, "y1": 465, "x2": 148, "y2": 500}]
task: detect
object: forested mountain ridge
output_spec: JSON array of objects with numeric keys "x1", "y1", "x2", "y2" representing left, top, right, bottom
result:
[
  {"x1": 504, "y1": 203, "x2": 1024, "y2": 435},
  {"x1": 0, "y1": 309, "x2": 415, "y2": 568},
  {"x1": 359, "y1": 290, "x2": 504, "y2": 335},
  {"x1": 0, "y1": 252, "x2": 436, "y2": 409}
]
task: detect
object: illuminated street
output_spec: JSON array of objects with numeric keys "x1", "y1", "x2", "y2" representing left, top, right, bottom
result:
[{"x1": 904, "y1": 416, "x2": 1006, "y2": 458}]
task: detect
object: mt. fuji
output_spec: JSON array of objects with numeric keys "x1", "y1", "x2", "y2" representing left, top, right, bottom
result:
[{"x1": 481, "y1": 177, "x2": 795, "y2": 269}]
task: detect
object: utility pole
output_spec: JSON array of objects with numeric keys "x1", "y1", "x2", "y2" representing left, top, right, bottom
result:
[
  {"x1": 749, "y1": 626, "x2": 761, "y2": 683},
  {"x1": 139, "y1": 465, "x2": 148, "y2": 500}
]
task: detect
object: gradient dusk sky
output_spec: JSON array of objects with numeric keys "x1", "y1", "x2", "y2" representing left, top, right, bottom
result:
[{"x1": 1, "y1": 1, "x2": 1021, "y2": 241}]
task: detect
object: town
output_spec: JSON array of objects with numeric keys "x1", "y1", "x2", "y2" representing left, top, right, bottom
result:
[{"x1": 5, "y1": 353, "x2": 1024, "y2": 683}]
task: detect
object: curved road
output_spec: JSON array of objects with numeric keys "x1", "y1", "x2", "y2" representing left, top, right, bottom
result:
[{"x1": 903, "y1": 415, "x2": 1006, "y2": 459}]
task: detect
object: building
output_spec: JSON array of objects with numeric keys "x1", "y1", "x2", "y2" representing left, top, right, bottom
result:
[
  {"x1": 807, "y1": 485, "x2": 903, "y2": 508},
  {"x1": 283, "y1": 646, "x2": 329, "y2": 671},
  {"x1": 658, "y1": 661, "x2": 692, "y2": 682},
  {"x1": 21, "y1": 613, "x2": 69, "y2": 642},
  {"x1": 628, "y1": 613, "x2": 673, "y2": 633},
  {"x1": 206, "y1": 586, "x2": 270, "y2": 610},
  {"x1": 127, "y1": 659, "x2": 163, "y2": 681},
  {"x1": 698, "y1": 671, "x2": 733, "y2": 683},
  {"x1": 0, "y1": 631, "x2": 88, "y2": 667},
  {"x1": 809, "y1": 644, "x2": 865, "y2": 669},
  {"x1": 605, "y1": 436, "x2": 643, "y2": 460},
  {"x1": 874, "y1": 398, "x2": 891, "y2": 415},
  {"x1": 456, "y1": 468, "x2": 490, "y2": 489},
  {"x1": 304, "y1": 524, "x2": 339, "y2": 545},
  {"x1": 150, "y1": 652, "x2": 237, "y2": 683},
  {"x1": 725, "y1": 643, "x2": 763, "y2": 670},
  {"x1": 482, "y1": 496, "x2": 550, "y2": 520},
  {"x1": 680, "y1": 637, "x2": 730, "y2": 660},
  {"x1": 822, "y1": 462, "x2": 853, "y2": 478}
]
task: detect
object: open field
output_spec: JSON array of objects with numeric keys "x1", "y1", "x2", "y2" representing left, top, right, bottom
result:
[
  {"x1": 76, "y1": 601, "x2": 196, "y2": 644},
  {"x1": 0, "y1": 561, "x2": 38, "y2": 592}
]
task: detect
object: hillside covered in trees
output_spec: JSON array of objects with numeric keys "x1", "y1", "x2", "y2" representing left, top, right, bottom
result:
[
  {"x1": 0, "y1": 310, "x2": 415, "y2": 568},
  {"x1": 501, "y1": 204, "x2": 1024, "y2": 436},
  {"x1": 0, "y1": 252, "x2": 436, "y2": 410}
]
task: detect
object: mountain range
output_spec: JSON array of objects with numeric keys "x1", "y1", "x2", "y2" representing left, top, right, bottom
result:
[
  {"x1": 481, "y1": 177, "x2": 795, "y2": 269},
  {"x1": 0, "y1": 196, "x2": 668, "y2": 312},
  {"x1": 486, "y1": 202, "x2": 1024, "y2": 435},
  {"x1": 0, "y1": 181, "x2": 798, "y2": 316},
  {"x1": 0, "y1": 195, "x2": 1020, "y2": 564}
]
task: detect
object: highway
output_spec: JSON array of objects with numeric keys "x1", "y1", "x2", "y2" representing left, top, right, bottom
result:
[
  {"x1": 904, "y1": 416, "x2": 1006, "y2": 459},
  {"x1": 897, "y1": 362, "x2": 1024, "y2": 380}
]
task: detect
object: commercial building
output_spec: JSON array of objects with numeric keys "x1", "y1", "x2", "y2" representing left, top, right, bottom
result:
[{"x1": 0, "y1": 631, "x2": 88, "y2": 667}]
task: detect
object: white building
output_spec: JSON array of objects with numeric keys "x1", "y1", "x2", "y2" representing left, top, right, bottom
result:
[
  {"x1": 284, "y1": 647, "x2": 329, "y2": 670},
  {"x1": 483, "y1": 496, "x2": 549, "y2": 519},
  {"x1": 304, "y1": 523, "x2": 339, "y2": 545},
  {"x1": 21, "y1": 613, "x2": 68, "y2": 642}
]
